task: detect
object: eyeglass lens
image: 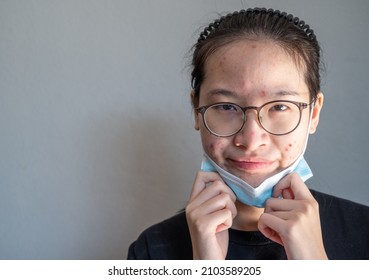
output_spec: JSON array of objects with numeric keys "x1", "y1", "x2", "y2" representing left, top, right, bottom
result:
[{"x1": 203, "y1": 101, "x2": 302, "y2": 136}]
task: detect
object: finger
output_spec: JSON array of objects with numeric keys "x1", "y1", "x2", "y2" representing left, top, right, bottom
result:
[
  {"x1": 189, "y1": 179, "x2": 236, "y2": 211},
  {"x1": 264, "y1": 197, "x2": 301, "y2": 213},
  {"x1": 192, "y1": 207, "x2": 234, "y2": 234},
  {"x1": 273, "y1": 172, "x2": 313, "y2": 201},
  {"x1": 190, "y1": 171, "x2": 223, "y2": 200},
  {"x1": 261, "y1": 210, "x2": 292, "y2": 220},
  {"x1": 257, "y1": 213, "x2": 284, "y2": 245},
  {"x1": 206, "y1": 208, "x2": 234, "y2": 233},
  {"x1": 198, "y1": 192, "x2": 238, "y2": 219},
  {"x1": 190, "y1": 171, "x2": 236, "y2": 202},
  {"x1": 188, "y1": 185, "x2": 237, "y2": 223}
]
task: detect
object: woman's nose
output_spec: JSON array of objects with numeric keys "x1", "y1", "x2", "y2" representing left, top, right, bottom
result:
[{"x1": 233, "y1": 111, "x2": 268, "y2": 150}]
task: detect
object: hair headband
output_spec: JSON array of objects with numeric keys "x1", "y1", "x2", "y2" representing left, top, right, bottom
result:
[{"x1": 197, "y1": 8, "x2": 316, "y2": 44}]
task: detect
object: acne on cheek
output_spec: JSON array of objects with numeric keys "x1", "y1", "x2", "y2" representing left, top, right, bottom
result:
[
  {"x1": 207, "y1": 142, "x2": 226, "y2": 154},
  {"x1": 209, "y1": 143, "x2": 217, "y2": 152},
  {"x1": 283, "y1": 141, "x2": 303, "y2": 162},
  {"x1": 284, "y1": 143, "x2": 293, "y2": 152}
]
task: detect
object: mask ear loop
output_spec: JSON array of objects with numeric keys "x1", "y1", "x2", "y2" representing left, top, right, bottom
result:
[{"x1": 300, "y1": 101, "x2": 316, "y2": 157}]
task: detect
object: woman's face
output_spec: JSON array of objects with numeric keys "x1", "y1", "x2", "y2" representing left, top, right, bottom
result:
[{"x1": 194, "y1": 40, "x2": 323, "y2": 187}]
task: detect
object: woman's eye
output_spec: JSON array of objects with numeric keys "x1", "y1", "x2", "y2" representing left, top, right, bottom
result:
[
  {"x1": 216, "y1": 104, "x2": 238, "y2": 111},
  {"x1": 270, "y1": 104, "x2": 289, "y2": 112}
]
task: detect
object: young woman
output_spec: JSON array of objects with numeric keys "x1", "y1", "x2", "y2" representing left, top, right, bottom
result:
[{"x1": 127, "y1": 8, "x2": 369, "y2": 260}]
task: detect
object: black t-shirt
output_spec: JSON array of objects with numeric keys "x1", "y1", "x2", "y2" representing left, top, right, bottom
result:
[{"x1": 127, "y1": 189, "x2": 369, "y2": 260}]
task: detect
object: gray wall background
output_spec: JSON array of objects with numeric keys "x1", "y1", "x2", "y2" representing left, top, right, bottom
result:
[{"x1": 1, "y1": 0, "x2": 368, "y2": 259}]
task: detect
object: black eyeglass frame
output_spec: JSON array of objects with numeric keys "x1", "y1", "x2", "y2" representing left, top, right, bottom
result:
[{"x1": 195, "y1": 100, "x2": 312, "y2": 137}]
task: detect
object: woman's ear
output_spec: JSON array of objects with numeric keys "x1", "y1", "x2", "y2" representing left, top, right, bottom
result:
[
  {"x1": 191, "y1": 91, "x2": 200, "y2": 131},
  {"x1": 309, "y1": 92, "x2": 324, "y2": 134}
]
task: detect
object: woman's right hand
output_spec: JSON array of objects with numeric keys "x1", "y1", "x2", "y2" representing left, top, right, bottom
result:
[{"x1": 185, "y1": 171, "x2": 237, "y2": 260}]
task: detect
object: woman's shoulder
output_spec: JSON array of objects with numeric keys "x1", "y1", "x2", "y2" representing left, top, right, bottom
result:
[
  {"x1": 127, "y1": 211, "x2": 192, "y2": 260},
  {"x1": 310, "y1": 189, "x2": 369, "y2": 259},
  {"x1": 310, "y1": 189, "x2": 369, "y2": 214}
]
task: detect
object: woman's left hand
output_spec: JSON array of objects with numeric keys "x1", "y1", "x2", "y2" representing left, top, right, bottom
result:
[{"x1": 257, "y1": 172, "x2": 328, "y2": 260}]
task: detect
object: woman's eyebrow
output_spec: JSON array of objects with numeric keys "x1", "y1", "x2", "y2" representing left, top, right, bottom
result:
[
  {"x1": 206, "y1": 89, "x2": 302, "y2": 98},
  {"x1": 204, "y1": 88, "x2": 240, "y2": 98},
  {"x1": 273, "y1": 90, "x2": 301, "y2": 97}
]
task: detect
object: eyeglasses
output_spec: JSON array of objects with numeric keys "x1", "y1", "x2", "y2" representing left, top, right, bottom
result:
[{"x1": 196, "y1": 100, "x2": 311, "y2": 137}]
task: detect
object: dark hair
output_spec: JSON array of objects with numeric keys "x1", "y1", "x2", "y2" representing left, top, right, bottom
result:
[{"x1": 191, "y1": 8, "x2": 321, "y2": 108}]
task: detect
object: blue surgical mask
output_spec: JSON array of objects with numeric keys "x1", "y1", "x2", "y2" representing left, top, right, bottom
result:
[{"x1": 200, "y1": 153, "x2": 313, "y2": 207}]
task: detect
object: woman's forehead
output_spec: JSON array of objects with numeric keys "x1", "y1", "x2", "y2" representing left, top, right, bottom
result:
[{"x1": 201, "y1": 40, "x2": 308, "y2": 99}]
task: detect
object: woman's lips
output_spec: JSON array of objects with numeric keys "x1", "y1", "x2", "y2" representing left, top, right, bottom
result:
[{"x1": 229, "y1": 159, "x2": 274, "y2": 171}]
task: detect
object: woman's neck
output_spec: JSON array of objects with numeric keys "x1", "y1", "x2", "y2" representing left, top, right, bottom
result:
[{"x1": 231, "y1": 201, "x2": 264, "y2": 231}]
